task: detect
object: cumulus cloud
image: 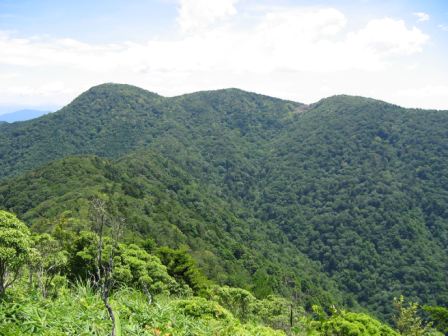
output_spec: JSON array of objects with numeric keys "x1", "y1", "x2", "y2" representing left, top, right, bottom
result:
[
  {"x1": 347, "y1": 18, "x2": 429, "y2": 56},
  {"x1": 0, "y1": 9, "x2": 428, "y2": 73},
  {"x1": 394, "y1": 85, "x2": 448, "y2": 110},
  {"x1": 257, "y1": 7, "x2": 347, "y2": 41},
  {"x1": 0, "y1": 4, "x2": 435, "y2": 107},
  {"x1": 413, "y1": 12, "x2": 429, "y2": 22},
  {"x1": 177, "y1": 0, "x2": 239, "y2": 33}
]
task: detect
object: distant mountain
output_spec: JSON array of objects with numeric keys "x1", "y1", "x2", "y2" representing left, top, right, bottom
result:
[
  {"x1": 0, "y1": 83, "x2": 299, "y2": 180},
  {"x1": 1, "y1": 83, "x2": 448, "y2": 320},
  {"x1": 0, "y1": 109, "x2": 51, "y2": 122}
]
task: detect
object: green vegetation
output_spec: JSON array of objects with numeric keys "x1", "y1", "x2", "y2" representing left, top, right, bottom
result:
[
  {"x1": 0, "y1": 210, "x2": 31, "y2": 295},
  {"x1": 1, "y1": 84, "x2": 448, "y2": 333},
  {"x1": 260, "y1": 96, "x2": 448, "y2": 317},
  {"x1": 0, "y1": 152, "x2": 341, "y2": 309},
  {"x1": 423, "y1": 305, "x2": 448, "y2": 334},
  {"x1": 0, "y1": 208, "x2": 431, "y2": 335},
  {"x1": 316, "y1": 310, "x2": 400, "y2": 336}
]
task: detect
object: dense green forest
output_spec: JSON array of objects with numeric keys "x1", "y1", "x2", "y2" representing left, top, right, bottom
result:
[
  {"x1": 1, "y1": 209, "x2": 444, "y2": 335},
  {"x1": 1, "y1": 83, "x2": 448, "y2": 334},
  {"x1": 0, "y1": 153, "x2": 340, "y2": 305}
]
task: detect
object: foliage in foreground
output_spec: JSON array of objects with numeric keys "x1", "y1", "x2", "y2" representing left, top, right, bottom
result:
[
  {"x1": 1, "y1": 210, "x2": 446, "y2": 336},
  {"x1": 0, "y1": 284, "x2": 289, "y2": 336},
  {"x1": 2, "y1": 282, "x2": 444, "y2": 336}
]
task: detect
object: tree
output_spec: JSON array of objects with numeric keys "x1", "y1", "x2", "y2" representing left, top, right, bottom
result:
[
  {"x1": 157, "y1": 246, "x2": 208, "y2": 294},
  {"x1": 252, "y1": 268, "x2": 273, "y2": 298},
  {"x1": 90, "y1": 198, "x2": 125, "y2": 336},
  {"x1": 0, "y1": 210, "x2": 31, "y2": 295},
  {"x1": 114, "y1": 244, "x2": 176, "y2": 297},
  {"x1": 211, "y1": 286, "x2": 255, "y2": 321},
  {"x1": 319, "y1": 308, "x2": 400, "y2": 336},
  {"x1": 423, "y1": 305, "x2": 448, "y2": 334},
  {"x1": 29, "y1": 233, "x2": 68, "y2": 297},
  {"x1": 393, "y1": 296, "x2": 432, "y2": 336}
]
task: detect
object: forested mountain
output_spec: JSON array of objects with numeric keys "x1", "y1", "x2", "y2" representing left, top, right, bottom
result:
[
  {"x1": 1, "y1": 83, "x2": 448, "y2": 329},
  {"x1": 0, "y1": 83, "x2": 299, "y2": 180},
  {"x1": 0, "y1": 152, "x2": 340, "y2": 307},
  {"x1": 260, "y1": 96, "x2": 448, "y2": 317}
]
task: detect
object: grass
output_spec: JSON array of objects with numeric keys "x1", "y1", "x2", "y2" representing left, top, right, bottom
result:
[{"x1": 0, "y1": 282, "x2": 284, "y2": 336}]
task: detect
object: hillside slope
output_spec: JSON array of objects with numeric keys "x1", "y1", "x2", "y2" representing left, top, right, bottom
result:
[
  {"x1": 0, "y1": 83, "x2": 299, "y2": 181},
  {"x1": 0, "y1": 150, "x2": 340, "y2": 307},
  {"x1": 256, "y1": 95, "x2": 448, "y2": 316},
  {"x1": 1, "y1": 84, "x2": 448, "y2": 319}
]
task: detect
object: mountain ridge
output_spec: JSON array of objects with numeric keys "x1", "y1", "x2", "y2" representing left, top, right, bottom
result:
[
  {"x1": 1, "y1": 83, "x2": 448, "y2": 320},
  {"x1": 0, "y1": 108, "x2": 51, "y2": 122},
  {"x1": 0, "y1": 84, "x2": 300, "y2": 180}
]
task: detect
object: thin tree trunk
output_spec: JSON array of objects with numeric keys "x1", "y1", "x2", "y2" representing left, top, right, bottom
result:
[
  {"x1": 90, "y1": 198, "x2": 124, "y2": 336},
  {"x1": 0, "y1": 263, "x2": 5, "y2": 296},
  {"x1": 103, "y1": 290, "x2": 116, "y2": 336},
  {"x1": 290, "y1": 303, "x2": 293, "y2": 329},
  {"x1": 142, "y1": 283, "x2": 152, "y2": 305}
]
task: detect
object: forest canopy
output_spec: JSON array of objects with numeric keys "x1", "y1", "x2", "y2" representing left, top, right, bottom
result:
[{"x1": 1, "y1": 84, "x2": 447, "y2": 334}]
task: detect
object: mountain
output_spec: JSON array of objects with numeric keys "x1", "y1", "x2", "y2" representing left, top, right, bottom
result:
[
  {"x1": 1, "y1": 83, "x2": 447, "y2": 320},
  {"x1": 260, "y1": 95, "x2": 448, "y2": 316},
  {"x1": 0, "y1": 151, "x2": 341, "y2": 307},
  {"x1": 0, "y1": 83, "x2": 299, "y2": 180},
  {"x1": 0, "y1": 109, "x2": 51, "y2": 122}
]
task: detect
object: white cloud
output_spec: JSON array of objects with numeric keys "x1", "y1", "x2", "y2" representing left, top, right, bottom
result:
[
  {"x1": 438, "y1": 24, "x2": 448, "y2": 31},
  {"x1": 413, "y1": 12, "x2": 429, "y2": 22},
  {"x1": 393, "y1": 85, "x2": 448, "y2": 110},
  {"x1": 0, "y1": 5, "x2": 438, "y2": 108},
  {"x1": 347, "y1": 18, "x2": 428, "y2": 56},
  {"x1": 0, "y1": 11, "x2": 428, "y2": 77},
  {"x1": 1, "y1": 10, "x2": 427, "y2": 74},
  {"x1": 257, "y1": 7, "x2": 347, "y2": 41},
  {"x1": 3, "y1": 82, "x2": 73, "y2": 98},
  {"x1": 177, "y1": 0, "x2": 239, "y2": 33}
]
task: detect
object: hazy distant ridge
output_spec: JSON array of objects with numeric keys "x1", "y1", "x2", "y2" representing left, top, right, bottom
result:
[{"x1": 0, "y1": 109, "x2": 51, "y2": 122}]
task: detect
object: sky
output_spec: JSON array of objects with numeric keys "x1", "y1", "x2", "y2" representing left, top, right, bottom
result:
[{"x1": 0, "y1": 0, "x2": 448, "y2": 114}]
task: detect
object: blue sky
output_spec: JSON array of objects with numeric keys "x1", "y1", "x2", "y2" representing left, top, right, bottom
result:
[{"x1": 0, "y1": 0, "x2": 447, "y2": 113}]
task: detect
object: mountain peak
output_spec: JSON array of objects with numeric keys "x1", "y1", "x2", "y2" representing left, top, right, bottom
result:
[
  {"x1": 59, "y1": 83, "x2": 163, "y2": 116},
  {"x1": 86, "y1": 82, "x2": 162, "y2": 98},
  {"x1": 314, "y1": 94, "x2": 397, "y2": 108}
]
